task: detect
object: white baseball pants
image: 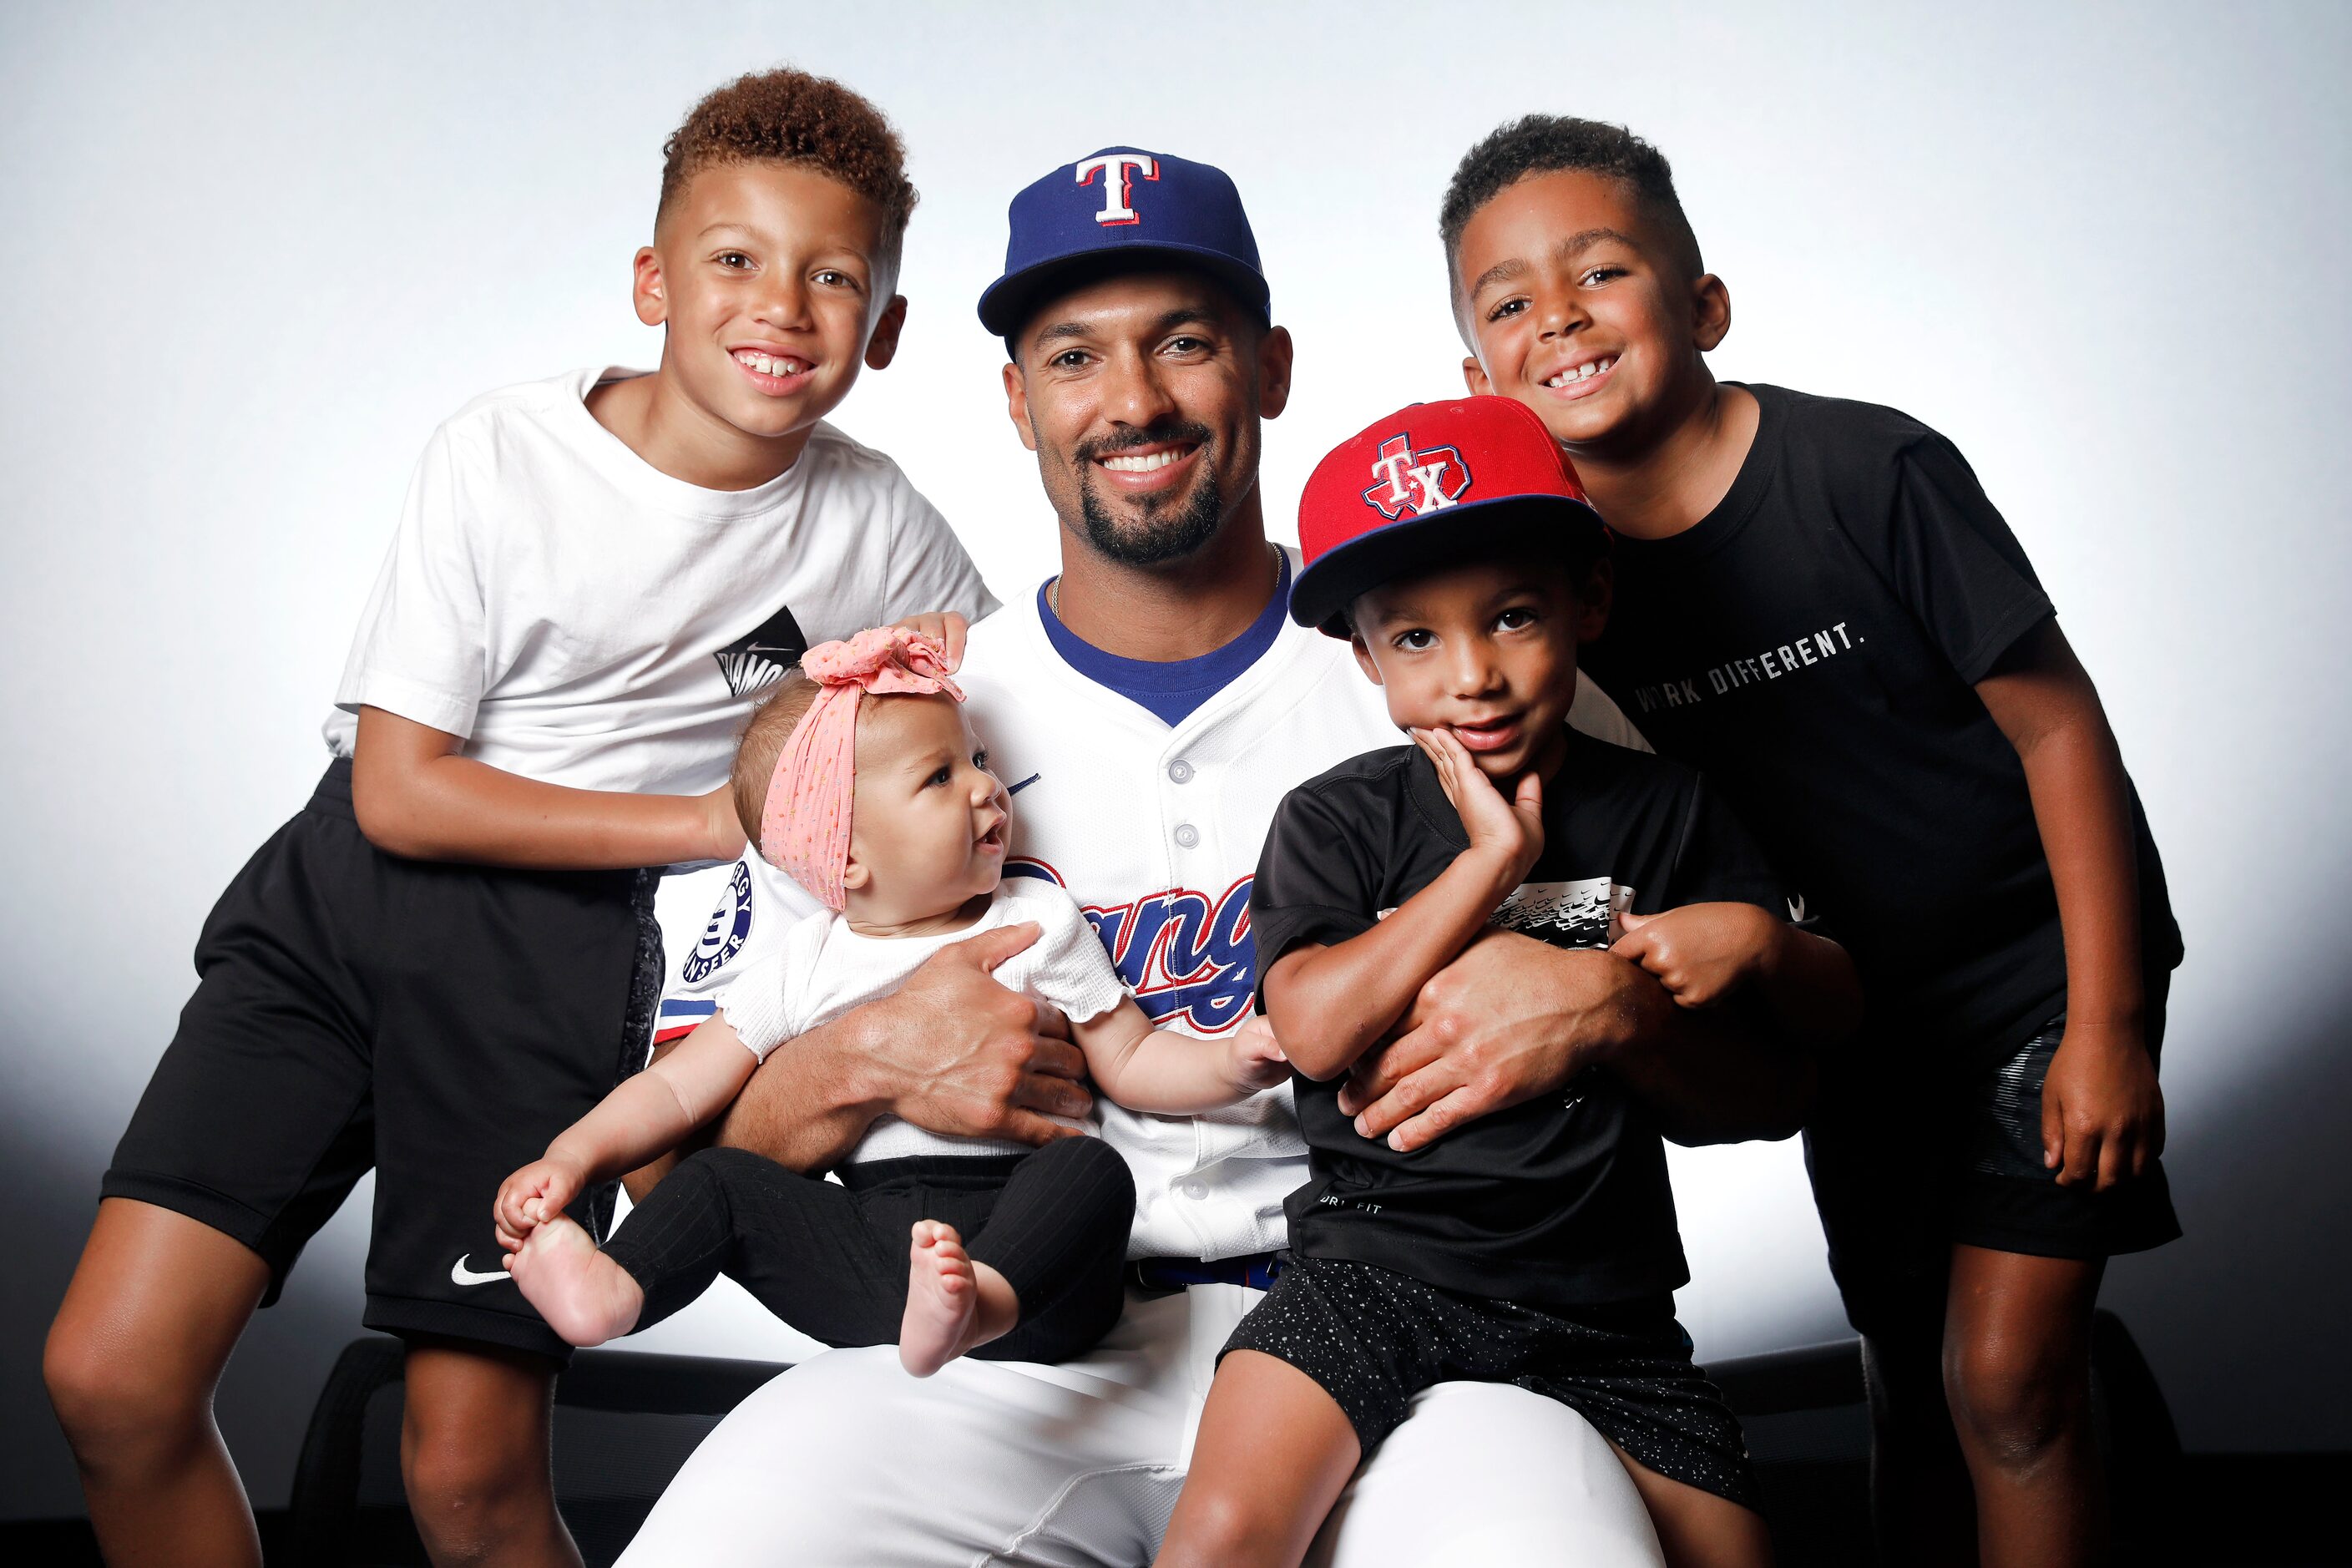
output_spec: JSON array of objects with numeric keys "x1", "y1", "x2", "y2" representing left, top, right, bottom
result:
[{"x1": 618, "y1": 1282, "x2": 1666, "y2": 1566}]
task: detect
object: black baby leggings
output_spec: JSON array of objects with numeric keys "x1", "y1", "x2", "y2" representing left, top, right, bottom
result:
[{"x1": 602, "y1": 1138, "x2": 1136, "y2": 1363}]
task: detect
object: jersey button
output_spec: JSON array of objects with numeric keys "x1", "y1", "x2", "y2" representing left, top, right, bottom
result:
[
  {"x1": 1179, "y1": 1178, "x2": 1209, "y2": 1200},
  {"x1": 1166, "y1": 759, "x2": 1194, "y2": 784},
  {"x1": 1172, "y1": 824, "x2": 1201, "y2": 849}
]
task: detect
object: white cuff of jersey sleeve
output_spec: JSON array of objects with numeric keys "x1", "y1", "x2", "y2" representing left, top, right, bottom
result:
[
  {"x1": 715, "y1": 972, "x2": 792, "y2": 1065},
  {"x1": 336, "y1": 668, "x2": 479, "y2": 739}
]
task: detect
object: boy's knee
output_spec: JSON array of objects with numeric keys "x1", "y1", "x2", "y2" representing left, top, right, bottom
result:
[
  {"x1": 44, "y1": 1313, "x2": 204, "y2": 1464},
  {"x1": 1942, "y1": 1333, "x2": 2086, "y2": 1468},
  {"x1": 400, "y1": 1419, "x2": 556, "y2": 1562}
]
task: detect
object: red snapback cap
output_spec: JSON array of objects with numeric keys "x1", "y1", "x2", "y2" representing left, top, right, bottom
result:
[{"x1": 1289, "y1": 395, "x2": 1606, "y2": 635}]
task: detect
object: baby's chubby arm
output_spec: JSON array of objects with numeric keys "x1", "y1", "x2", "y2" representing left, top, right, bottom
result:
[
  {"x1": 1611, "y1": 904, "x2": 1862, "y2": 1044},
  {"x1": 494, "y1": 1016, "x2": 760, "y2": 1250},
  {"x1": 1076, "y1": 1003, "x2": 1291, "y2": 1115}
]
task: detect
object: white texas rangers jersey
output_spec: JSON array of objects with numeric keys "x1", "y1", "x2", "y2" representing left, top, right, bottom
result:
[{"x1": 658, "y1": 567, "x2": 1646, "y2": 1261}]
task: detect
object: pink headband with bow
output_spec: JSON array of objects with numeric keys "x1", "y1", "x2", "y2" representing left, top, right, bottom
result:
[{"x1": 759, "y1": 626, "x2": 964, "y2": 912}]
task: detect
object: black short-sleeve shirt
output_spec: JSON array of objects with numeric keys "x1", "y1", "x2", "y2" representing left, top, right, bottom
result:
[
  {"x1": 1581, "y1": 385, "x2": 2182, "y2": 1061},
  {"x1": 1252, "y1": 729, "x2": 1788, "y2": 1310}
]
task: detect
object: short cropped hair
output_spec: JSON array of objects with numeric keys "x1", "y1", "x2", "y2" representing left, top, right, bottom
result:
[
  {"x1": 1440, "y1": 116, "x2": 1702, "y2": 308},
  {"x1": 658, "y1": 67, "x2": 918, "y2": 266},
  {"x1": 731, "y1": 671, "x2": 824, "y2": 845}
]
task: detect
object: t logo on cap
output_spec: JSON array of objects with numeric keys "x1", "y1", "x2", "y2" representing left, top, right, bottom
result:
[
  {"x1": 1363, "y1": 434, "x2": 1471, "y2": 520},
  {"x1": 979, "y1": 146, "x2": 1269, "y2": 339},
  {"x1": 1076, "y1": 153, "x2": 1158, "y2": 226}
]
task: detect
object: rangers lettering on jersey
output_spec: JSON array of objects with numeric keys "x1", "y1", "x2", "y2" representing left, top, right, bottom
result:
[
  {"x1": 1075, "y1": 153, "x2": 1158, "y2": 225},
  {"x1": 1363, "y1": 432, "x2": 1470, "y2": 520},
  {"x1": 1008, "y1": 859, "x2": 1254, "y2": 1034}
]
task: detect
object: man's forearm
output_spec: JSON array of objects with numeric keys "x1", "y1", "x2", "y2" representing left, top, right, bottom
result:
[
  {"x1": 707, "y1": 1011, "x2": 887, "y2": 1173},
  {"x1": 1594, "y1": 960, "x2": 1816, "y2": 1145}
]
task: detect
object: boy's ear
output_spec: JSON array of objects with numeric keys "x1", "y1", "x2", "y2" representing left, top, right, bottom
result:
[
  {"x1": 1462, "y1": 354, "x2": 1493, "y2": 397},
  {"x1": 1003, "y1": 362, "x2": 1039, "y2": 453},
  {"x1": 864, "y1": 295, "x2": 909, "y2": 371},
  {"x1": 632, "y1": 245, "x2": 668, "y2": 328},
  {"x1": 1349, "y1": 632, "x2": 1386, "y2": 686},
  {"x1": 1575, "y1": 557, "x2": 1615, "y2": 642},
  {"x1": 1691, "y1": 273, "x2": 1732, "y2": 354}
]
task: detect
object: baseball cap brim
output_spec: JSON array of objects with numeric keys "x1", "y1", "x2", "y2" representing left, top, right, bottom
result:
[
  {"x1": 1288, "y1": 493, "x2": 1608, "y2": 637},
  {"x1": 979, "y1": 243, "x2": 1273, "y2": 342}
]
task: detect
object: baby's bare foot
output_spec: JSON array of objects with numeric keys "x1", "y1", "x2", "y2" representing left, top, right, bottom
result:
[
  {"x1": 505, "y1": 1216, "x2": 644, "y2": 1348},
  {"x1": 900, "y1": 1221, "x2": 980, "y2": 1377}
]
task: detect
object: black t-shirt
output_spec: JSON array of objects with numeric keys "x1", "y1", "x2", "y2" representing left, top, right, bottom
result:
[
  {"x1": 1251, "y1": 729, "x2": 1788, "y2": 1310},
  {"x1": 1581, "y1": 384, "x2": 2182, "y2": 1063}
]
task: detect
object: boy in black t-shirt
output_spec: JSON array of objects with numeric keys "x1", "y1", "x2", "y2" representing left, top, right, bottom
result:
[
  {"x1": 1154, "y1": 397, "x2": 1861, "y2": 1568},
  {"x1": 1442, "y1": 116, "x2": 2183, "y2": 1565}
]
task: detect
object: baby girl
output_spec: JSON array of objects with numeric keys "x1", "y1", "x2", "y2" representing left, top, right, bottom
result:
[{"x1": 496, "y1": 628, "x2": 1286, "y2": 1374}]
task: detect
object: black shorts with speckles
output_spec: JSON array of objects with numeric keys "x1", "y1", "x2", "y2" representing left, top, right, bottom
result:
[{"x1": 1221, "y1": 1252, "x2": 1760, "y2": 1511}]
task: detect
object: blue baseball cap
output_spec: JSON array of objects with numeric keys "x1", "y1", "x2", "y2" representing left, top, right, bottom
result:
[{"x1": 978, "y1": 148, "x2": 1271, "y2": 343}]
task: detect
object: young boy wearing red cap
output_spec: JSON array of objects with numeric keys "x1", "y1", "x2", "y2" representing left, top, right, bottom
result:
[
  {"x1": 1152, "y1": 397, "x2": 1862, "y2": 1568},
  {"x1": 1440, "y1": 117, "x2": 2183, "y2": 1566}
]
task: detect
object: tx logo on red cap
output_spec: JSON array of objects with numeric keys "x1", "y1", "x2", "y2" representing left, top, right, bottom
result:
[
  {"x1": 1363, "y1": 433, "x2": 1471, "y2": 520},
  {"x1": 1076, "y1": 153, "x2": 1157, "y2": 226}
]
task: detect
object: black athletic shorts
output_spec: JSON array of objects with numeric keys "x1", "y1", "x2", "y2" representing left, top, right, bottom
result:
[
  {"x1": 1222, "y1": 1253, "x2": 1761, "y2": 1511},
  {"x1": 103, "y1": 760, "x2": 661, "y2": 1360},
  {"x1": 1805, "y1": 972, "x2": 2182, "y2": 1338}
]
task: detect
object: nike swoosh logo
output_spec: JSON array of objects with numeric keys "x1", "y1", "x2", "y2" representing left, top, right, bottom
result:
[
  {"x1": 450, "y1": 1254, "x2": 508, "y2": 1287},
  {"x1": 1009, "y1": 773, "x2": 1041, "y2": 795}
]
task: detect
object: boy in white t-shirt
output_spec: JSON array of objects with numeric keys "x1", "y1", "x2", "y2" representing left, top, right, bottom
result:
[
  {"x1": 44, "y1": 68, "x2": 990, "y2": 1568},
  {"x1": 494, "y1": 631, "x2": 1284, "y2": 1377}
]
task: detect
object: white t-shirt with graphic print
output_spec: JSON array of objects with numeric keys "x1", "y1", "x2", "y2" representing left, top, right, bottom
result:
[
  {"x1": 323, "y1": 366, "x2": 996, "y2": 797},
  {"x1": 717, "y1": 877, "x2": 1128, "y2": 1165}
]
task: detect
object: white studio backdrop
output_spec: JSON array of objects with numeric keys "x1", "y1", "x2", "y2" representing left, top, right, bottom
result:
[{"x1": 4, "y1": 0, "x2": 2347, "y2": 1522}]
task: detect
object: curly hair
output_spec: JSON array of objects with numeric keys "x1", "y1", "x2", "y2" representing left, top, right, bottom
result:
[
  {"x1": 1440, "y1": 116, "x2": 1702, "y2": 312},
  {"x1": 659, "y1": 67, "x2": 918, "y2": 264}
]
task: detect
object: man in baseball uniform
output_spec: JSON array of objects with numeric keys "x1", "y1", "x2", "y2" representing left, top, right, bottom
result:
[{"x1": 619, "y1": 149, "x2": 1816, "y2": 1566}]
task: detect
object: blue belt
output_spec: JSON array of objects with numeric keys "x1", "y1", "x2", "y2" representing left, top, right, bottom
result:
[{"x1": 1130, "y1": 1251, "x2": 1285, "y2": 1292}]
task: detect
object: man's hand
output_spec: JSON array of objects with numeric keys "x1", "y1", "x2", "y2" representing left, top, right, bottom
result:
[
  {"x1": 891, "y1": 610, "x2": 970, "y2": 670},
  {"x1": 1611, "y1": 903, "x2": 1782, "y2": 1010},
  {"x1": 1337, "y1": 929, "x2": 1642, "y2": 1152},
  {"x1": 1225, "y1": 1014, "x2": 1292, "y2": 1095},
  {"x1": 2041, "y1": 1020, "x2": 2164, "y2": 1190},
  {"x1": 840, "y1": 920, "x2": 1091, "y2": 1146},
  {"x1": 494, "y1": 1154, "x2": 588, "y2": 1252}
]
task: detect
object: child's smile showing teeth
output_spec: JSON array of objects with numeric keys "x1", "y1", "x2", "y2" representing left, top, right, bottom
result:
[
  {"x1": 731, "y1": 346, "x2": 817, "y2": 392},
  {"x1": 1541, "y1": 355, "x2": 1617, "y2": 397}
]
